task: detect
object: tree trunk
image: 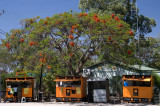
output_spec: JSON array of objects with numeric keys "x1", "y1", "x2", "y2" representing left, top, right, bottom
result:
[{"x1": 39, "y1": 64, "x2": 43, "y2": 91}]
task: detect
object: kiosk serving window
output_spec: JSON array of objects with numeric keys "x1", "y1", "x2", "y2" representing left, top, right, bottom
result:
[
  {"x1": 124, "y1": 80, "x2": 151, "y2": 87},
  {"x1": 56, "y1": 81, "x2": 81, "y2": 87}
]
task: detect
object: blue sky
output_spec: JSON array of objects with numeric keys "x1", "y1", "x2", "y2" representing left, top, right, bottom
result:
[
  {"x1": 0, "y1": 0, "x2": 159, "y2": 39},
  {"x1": 138, "y1": 0, "x2": 160, "y2": 38}
]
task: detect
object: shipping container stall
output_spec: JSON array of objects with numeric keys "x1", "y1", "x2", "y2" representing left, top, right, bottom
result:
[
  {"x1": 88, "y1": 78, "x2": 109, "y2": 103},
  {"x1": 5, "y1": 77, "x2": 36, "y2": 102},
  {"x1": 122, "y1": 75, "x2": 153, "y2": 103},
  {"x1": 54, "y1": 76, "x2": 87, "y2": 102}
]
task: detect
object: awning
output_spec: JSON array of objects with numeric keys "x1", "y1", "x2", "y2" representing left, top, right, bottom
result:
[
  {"x1": 54, "y1": 79, "x2": 81, "y2": 81},
  {"x1": 122, "y1": 78, "x2": 151, "y2": 81},
  {"x1": 6, "y1": 80, "x2": 32, "y2": 82}
]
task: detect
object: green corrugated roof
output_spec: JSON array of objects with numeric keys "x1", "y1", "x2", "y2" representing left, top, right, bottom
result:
[
  {"x1": 86, "y1": 62, "x2": 160, "y2": 73},
  {"x1": 131, "y1": 65, "x2": 158, "y2": 71}
]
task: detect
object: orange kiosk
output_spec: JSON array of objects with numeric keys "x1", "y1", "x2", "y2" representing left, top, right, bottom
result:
[
  {"x1": 5, "y1": 77, "x2": 36, "y2": 102},
  {"x1": 122, "y1": 75, "x2": 153, "y2": 103},
  {"x1": 54, "y1": 76, "x2": 87, "y2": 102}
]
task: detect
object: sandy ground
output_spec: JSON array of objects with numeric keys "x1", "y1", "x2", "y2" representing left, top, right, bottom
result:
[{"x1": 0, "y1": 102, "x2": 159, "y2": 106}]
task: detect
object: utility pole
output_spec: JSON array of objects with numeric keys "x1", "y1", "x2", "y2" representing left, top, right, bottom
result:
[
  {"x1": 136, "y1": 1, "x2": 139, "y2": 51},
  {"x1": 0, "y1": 10, "x2": 5, "y2": 103},
  {"x1": 0, "y1": 73, "x2": 1, "y2": 103},
  {"x1": 131, "y1": 0, "x2": 139, "y2": 58}
]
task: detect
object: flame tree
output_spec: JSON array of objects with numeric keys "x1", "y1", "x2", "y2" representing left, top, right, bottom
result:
[{"x1": 1, "y1": 12, "x2": 134, "y2": 76}]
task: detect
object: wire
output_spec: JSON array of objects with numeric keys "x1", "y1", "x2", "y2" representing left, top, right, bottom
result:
[
  {"x1": 1, "y1": 14, "x2": 20, "y2": 22},
  {"x1": 0, "y1": 30, "x2": 6, "y2": 34},
  {"x1": 0, "y1": 29, "x2": 6, "y2": 33},
  {"x1": 0, "y1": 31, "x2": 6, "y2": 35},
  {"x1": 5, "y1": 12, "x2": 23, "y2": 20},
  {"x1": 0, "y1": 9, "x2": 25, "y2": 23},
  {"x1": 5, "y1": 10, "x2": 25, "y2": 20},
  {"x1": 0, "y1": 29, "x2": 6, "y2": 41}
]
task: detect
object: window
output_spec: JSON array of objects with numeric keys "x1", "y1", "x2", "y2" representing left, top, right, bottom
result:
[
  {"x1": 124, "y1": 80, "x2": 151, "y2": 87},
  {"x1": 56, "y1": 81, "x2": 81, "y2": 87}
]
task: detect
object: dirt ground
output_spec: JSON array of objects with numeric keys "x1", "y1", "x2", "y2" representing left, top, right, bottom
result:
[
  {"x1": 0, "y1": 102, "x2": 159, "y2": 106},
  {"x1": 0, "y1": 98, "x2": 159, "y2": 106}
]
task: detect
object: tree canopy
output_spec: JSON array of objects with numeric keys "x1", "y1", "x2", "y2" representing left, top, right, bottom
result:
[
  {"x1": 1, "y1": 12, "x2": 134, "y2": 76},
  {"x1": 79, "y1": 0, "x2": 156, "y2": 35}
]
